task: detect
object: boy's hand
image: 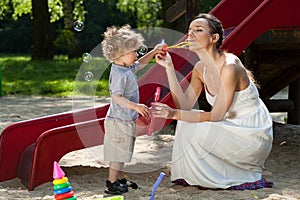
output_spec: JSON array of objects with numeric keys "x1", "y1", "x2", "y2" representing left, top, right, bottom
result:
[
  {"x1": 153, "y1": 43, "x2": 167, "y2": 54},
  {"x1": 134, "y1": 103, "x2": 150, "y2": 117},
  {"x1": 162, "y1": 45, "x2": 168, "y2": 53}
]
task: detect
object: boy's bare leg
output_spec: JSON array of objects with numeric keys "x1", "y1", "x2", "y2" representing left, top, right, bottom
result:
[{"x1": 109, "y1": 162, "x2": 124, "y2": 182}]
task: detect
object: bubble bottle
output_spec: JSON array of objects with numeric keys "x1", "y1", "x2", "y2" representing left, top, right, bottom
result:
[
  {"x1": 52, "y1": 161, "x2": 77, "y2": 200},
  {"x1": 148, "y1": 87, "x2": 161, "y2": 136}
]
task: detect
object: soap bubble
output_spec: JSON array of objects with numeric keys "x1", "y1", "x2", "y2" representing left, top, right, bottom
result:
[
  {"x1": 137, "y1": 44, "x2": 148, "y2": 56},
  {"x1": 73, "y1": 26, "x2": 187, "y2": 174},
  {"x1": 82, "y1": 53, "x2": 91, "y2": 63},
  {"x1": 83, "y1": 71, "x2": 94, "y2": 82},
  {"x1": 73, "y1": 20, "x2": 84, "y2": 31}
]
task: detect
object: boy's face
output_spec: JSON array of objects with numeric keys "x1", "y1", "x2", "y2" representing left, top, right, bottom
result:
[{"x1": 119, "y1": 50, "x2": 138, "y2": 66}]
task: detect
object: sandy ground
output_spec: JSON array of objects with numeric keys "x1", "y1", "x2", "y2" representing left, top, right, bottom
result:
[{"x1": 0, "y1": 95, "x2": 299, "y2": 200}]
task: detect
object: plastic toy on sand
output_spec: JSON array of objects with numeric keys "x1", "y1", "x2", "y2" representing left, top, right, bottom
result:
[
  {"x1": 101, "y1": 195, "x2": 124, "y2": 200},
  {"x1": 149, "y1": 172, "x2": 165, "y2": 200},
  {"x1": 148, "y1": 87, "x2": 161, "y2": 136},
  {"x1": 52, "y1": 161, "x2": 77, "y2": 200}
]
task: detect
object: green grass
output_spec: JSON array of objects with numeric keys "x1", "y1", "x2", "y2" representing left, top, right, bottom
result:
[
  {"x1": 0, "y1": 54, "x2": 111, "y2": 97},
  {"x1": 0, "y1": 54, "x2": 155, "y2": 97}
]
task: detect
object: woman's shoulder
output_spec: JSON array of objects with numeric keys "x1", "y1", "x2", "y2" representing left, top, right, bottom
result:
[
  {"x1": 192, "y1": 61, "x2": 205, "y2": 81},
  {"x1": 194, "y1": 60, "x2": 205, "y2": 69},
  {"x1": 223, "y1": 52, "x2": 251, "y2": 89},
  {"x1": 221, "y1": 53, "x2": 243, "y2": 79},
  {"x1": 224, "y1": 52, "x2": 240, "y2": 65},
  {"x1": 193, "y1": 61, "x2": 205, "y2": 74}
]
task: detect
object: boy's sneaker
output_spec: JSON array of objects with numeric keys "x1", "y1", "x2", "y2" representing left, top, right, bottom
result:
[
  {"x1": 105, "y1": 180, "x2": 128, "y2": 195},
  {"x1": 118, "y1": 178, "x2": 139, "y2": 189}
]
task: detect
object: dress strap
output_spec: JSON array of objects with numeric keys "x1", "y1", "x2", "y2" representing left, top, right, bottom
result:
[
  {"x1": 203, "y1": 67, "x2": 207, "y2": 83},
  {"x1": 217, "y1": 59, "x2": 226, "y2": 71}
]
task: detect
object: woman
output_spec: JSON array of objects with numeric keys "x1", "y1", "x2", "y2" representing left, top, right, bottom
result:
[{"x1": 153, "y1": 14, "x2": 273, "y2": 189}]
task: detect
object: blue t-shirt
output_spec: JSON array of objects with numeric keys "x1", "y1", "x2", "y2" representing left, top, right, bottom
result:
[{"x1": 106, "y1": 62, "x2": 140, "y2": 123}]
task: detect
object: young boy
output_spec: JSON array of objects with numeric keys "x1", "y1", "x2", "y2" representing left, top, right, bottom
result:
[{"x1": 101, "y1": 25, "x2": 164, "y2": 194}]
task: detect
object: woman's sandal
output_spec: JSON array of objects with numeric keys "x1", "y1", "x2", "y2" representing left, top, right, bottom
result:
[{"x1": 118, "y1": 178, "x2": 139, "y2": 189}]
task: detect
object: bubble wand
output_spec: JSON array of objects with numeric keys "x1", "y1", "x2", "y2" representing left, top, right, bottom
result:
[
  {"x1": 149, "y1": 172, "x2": 165, "y2": 200},
  {"x1": 148, "y1": 87, "x2": 161, "y2": 136},
  {"x1": 162, "y1": 41, "x2": 192, "y2": 52}
]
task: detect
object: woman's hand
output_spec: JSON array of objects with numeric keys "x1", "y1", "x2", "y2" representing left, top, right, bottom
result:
[
  {"x1": 152, "y1": 102, "x2": 175, "y2": 119},
  {"x1": 155, "y1": 52, "x2": 174, "y2": 69}
]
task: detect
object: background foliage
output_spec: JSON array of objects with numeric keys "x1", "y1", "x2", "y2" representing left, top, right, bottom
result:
[
  {"x1": 0, "y1": 54, "x2": 111, "y2": 96},
  {"x1": 0, "y1": 0, "x2": 221, "y2": 55},
  {"x1": 0, "y1": 0, "x2": 221, "y2": 96}
]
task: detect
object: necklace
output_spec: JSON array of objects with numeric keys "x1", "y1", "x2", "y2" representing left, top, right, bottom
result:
[
  {"x1": 205, "y1": 56, "x2": 225, "y2": 75},
  {"x1": 203, "y1": 57, "x2": 226, "y2": 95},
  {"x1": 217, "y1": 59, "x2": 225, "y2": 71}
]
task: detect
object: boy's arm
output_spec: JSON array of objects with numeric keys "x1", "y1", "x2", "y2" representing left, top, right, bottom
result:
[
  {"x1": 112, "y1": 94, "x2": 149, "y2": 117},
  {"x1": 112, "y1": 94, "x2": 137, "y2": 110},
  {"x1": 138, "y1": 43, "x2": 165, "y2": 70}
]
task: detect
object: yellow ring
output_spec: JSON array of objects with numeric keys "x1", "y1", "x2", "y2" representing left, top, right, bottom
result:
[{"x1": 53, "y1": 177, "x2": 68, "y2": 185}]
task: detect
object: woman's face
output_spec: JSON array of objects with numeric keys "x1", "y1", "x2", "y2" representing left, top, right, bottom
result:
[{"x1": 187, "y1": 18, "x2": 215, "y2": 51}]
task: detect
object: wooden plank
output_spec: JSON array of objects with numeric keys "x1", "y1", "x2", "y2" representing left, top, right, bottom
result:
[
  {"x1": 265, "y1": 99, "x2": 294, "y2": 112},
  {"x1": 288, "y1": 78, "x2": 300, "y2": 125},
  {"x1": 260, "y1": 65, "x2": 300, "y2": 99},
  {"x1": 166, "y1": 0, "x2": 186, "y2": 22}
]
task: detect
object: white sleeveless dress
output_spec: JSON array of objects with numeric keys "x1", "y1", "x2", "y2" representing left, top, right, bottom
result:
[{"x1": 171, "y1": 78, "x2": 273, "y2": 188}]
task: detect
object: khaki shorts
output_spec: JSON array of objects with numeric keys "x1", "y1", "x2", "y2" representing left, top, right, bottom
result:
[{"x1": 104, "y1": 120, "x2": 136, "y2": 162}]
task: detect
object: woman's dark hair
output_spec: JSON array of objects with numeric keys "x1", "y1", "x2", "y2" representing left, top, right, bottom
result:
[{"x1": 187, "y1": 13, "x2": 224, "y2": 49}]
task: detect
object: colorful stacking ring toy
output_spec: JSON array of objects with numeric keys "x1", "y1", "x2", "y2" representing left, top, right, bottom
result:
[
  {"x1": 52, "y1": 161, "x2": 77, "y2": 200},
  {"x1": 65, "y1": 196, "x2": 77, "y2": 200},
  {"x1": 54, "y1": 186, "x2": 72, "y2": 195},
  {"x1": 53, "y1": 176, "x2": 68, "y2": 185},
  {"x1": 53, "y1": 181, "x2": 70, "y2": 190},
  {"x1": 54, "y1": 190, "x2": 74, "y2": 200}
]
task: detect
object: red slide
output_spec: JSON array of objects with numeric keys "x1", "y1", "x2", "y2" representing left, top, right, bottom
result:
[
  {"x1": 0, "y1": 47, "x2": 197, "y2": 190},
  {"x1": 210, "y1": 0, "x2": 300, "y2": 55},
  {"x1": 1, "y1": 0, "x2": 299, "y2": 190}
]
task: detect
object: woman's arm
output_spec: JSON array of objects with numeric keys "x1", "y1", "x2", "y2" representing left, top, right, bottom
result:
[
  {"x1": 156, "y1": 53, "x2": 203, "y2": 109},
  {"x1": 152, "y1": 102, "x2": 202, "y2": 122},
  {"x1": 152, "y1": 63, "x2": 238, "y2": 122},
  {"x1": 209, "y1": 64, "x2": 237, "y2": 121}
]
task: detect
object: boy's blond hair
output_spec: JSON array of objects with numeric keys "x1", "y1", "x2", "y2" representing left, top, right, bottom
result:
[{"x1": 101, "y1": 25, "x2": 144, "y2": 62}]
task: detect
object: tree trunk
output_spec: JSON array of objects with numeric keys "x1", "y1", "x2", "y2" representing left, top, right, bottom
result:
[
  {"x1": 62, "y1": 0, "x2": 73, "y2": 29},
  {"x1": 62, "y1": 0, "x2": 80, "y2": 58},
  {"x1": 31, "y1": 0, "x2": 53, "y2": 60}
]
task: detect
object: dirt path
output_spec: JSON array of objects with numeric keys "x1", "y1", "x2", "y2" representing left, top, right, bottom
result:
[{"x1": 0, "y1": 95, "x2": 299, "y2": 200}]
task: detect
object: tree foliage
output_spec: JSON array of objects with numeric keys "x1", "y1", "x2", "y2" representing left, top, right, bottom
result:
[
  {"x1": 0, "y1": 0, "x2": 222, "y2": 32},
  {"x1": 116, "y1": 0, "x2": 162, "y2": 27},
  {"x1": 113, "y1": 0, "x2": 221, "y2": 28},
  {"x1": 48, "y1": 0, "x2": 63, "y2": 22},
  {"x1": 200, "y1": 0, "x2": 221, "y2": 13},
  {"x1": 0, "y1": 0, "x2": 86, "y2": 22},
  {"x1": 0, "y1": 0, "x2": 222, "y2": 58},
  {"x1": 11, "y1": 0, "x2": 31, "y2": 19}
]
